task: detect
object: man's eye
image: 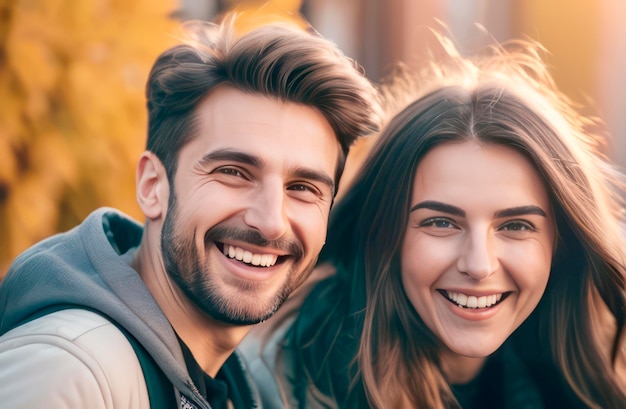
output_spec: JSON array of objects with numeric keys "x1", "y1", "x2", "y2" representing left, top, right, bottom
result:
[
  {"x1": 287, "y1": 182, "x2": 333, "y2": 204},
  {"x1": 287, "y1": 184, "x2": 316, "y2": 193},
  {"x1": 215, "y1": 167, "x2": 245, "y2": 178}
]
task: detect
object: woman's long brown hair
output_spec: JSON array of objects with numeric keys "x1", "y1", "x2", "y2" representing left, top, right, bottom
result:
[{"x1": 293, "y1": 36, "x2": 625, "y2": 409}]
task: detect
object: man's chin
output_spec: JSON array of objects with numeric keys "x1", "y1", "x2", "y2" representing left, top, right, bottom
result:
[
  {"x1": 207, "y1": 311, "x2": 277, "y2": 326},
  {"x1": 201, "y1": 300, "x2": 283, "y2": 326}
]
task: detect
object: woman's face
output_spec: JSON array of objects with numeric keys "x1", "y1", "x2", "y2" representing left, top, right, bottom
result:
[{"x1": 401, "y1": 140, "x2": 555, "y2": 362}]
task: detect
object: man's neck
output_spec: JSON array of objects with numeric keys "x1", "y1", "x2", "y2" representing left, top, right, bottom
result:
[
  {"x1": 132, "y1": 239, "x2": 252, "y2": 377},
  {"x1": 168, "y1": 303, "x2": 252, "y2": 377}
]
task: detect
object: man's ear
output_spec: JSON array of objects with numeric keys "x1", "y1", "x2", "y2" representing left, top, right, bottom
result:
[{"x1": 136, "y1": 151, "x2": 169, "y2": 220}]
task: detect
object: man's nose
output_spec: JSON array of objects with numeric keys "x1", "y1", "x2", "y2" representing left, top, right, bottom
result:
[{"x1": 243, "y1": 183, "x2": 288, "y2": 241}]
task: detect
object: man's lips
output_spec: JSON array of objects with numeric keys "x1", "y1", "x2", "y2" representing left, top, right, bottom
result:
[
  {"x1": 216, "y1": 242, "x2": 287, "y2": 267},
  {"x1": 206, "y1": 225, "x2": 303, "y2": 267}
]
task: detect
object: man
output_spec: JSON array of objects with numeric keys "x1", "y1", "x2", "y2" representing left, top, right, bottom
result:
[{"x1": 0, "y1": 18, "x2": 380, "y2": 408}]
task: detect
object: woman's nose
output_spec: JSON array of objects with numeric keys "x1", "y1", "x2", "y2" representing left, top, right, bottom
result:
[{"x1": 456, "y1": 230, "x2": 499, "y2": 280}]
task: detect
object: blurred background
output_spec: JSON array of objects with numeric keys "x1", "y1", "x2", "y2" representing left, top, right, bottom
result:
[{"x1": 1, "y1": 0, "x2": 625, "y2": 277}]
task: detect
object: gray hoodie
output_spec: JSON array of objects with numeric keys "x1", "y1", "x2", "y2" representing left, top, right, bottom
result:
[{"x1": 0, "y1": 207, "x2": 260, "y2": 409}]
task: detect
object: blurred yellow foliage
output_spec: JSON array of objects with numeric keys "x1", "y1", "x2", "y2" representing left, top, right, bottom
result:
[
  {"x1": 0, "y1": 0, "x2": 179, "y2": 277},
  {"x1": 222, "y1": 0, "x2": 308, "y2": 33}
]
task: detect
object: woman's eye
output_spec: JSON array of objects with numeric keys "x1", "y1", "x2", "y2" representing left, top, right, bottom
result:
[
  {"x1": 500, "y1": 220, "x2": 535, "y2": 231},
  {"x1": 421, "y1": 218, "x2": 456, "y2": 229}
]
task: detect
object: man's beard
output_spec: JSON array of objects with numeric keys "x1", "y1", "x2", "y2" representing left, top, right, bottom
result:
[{"x1": 160, "y1": 193, "x2": 315, "y2": 325}]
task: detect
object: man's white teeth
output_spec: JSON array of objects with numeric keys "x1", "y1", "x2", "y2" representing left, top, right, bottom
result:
[
  {"x1": 446, "y1": 291, "x2": 503, "y2": 309},
  {"x1": 223, "y1": 244, "x2": 278, "y2": 267}
]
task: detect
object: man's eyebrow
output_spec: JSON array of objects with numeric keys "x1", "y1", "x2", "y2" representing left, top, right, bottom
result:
[
  {"x1": 199, "y1": 149, "x2": 262, "y2": 168},
  {"x1": 410, "y1": 201, "x2": 465, "y2": 217},
  {"x1": 292, "y1": 167, "x2": 335, "y2": 194},
  {"x1": 494, "y1": 205, "x2": 547, "y2": 218},
  {"x1": 199, "y1": 148, "x2": 335, "y2": 192}
]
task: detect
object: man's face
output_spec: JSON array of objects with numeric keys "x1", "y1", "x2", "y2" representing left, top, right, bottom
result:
[{"x1": 161, "y1": 86, "x2": 339, "y2": 325}]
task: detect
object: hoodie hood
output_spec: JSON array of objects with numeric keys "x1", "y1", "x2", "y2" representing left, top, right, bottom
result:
[{"x1": 0, "y1": 208, "x2": 220, "y2": 408}]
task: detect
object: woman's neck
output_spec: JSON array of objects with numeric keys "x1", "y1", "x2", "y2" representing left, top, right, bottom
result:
[{"x1": 441, "y1": 351, "x2": 487, "y2": 385}]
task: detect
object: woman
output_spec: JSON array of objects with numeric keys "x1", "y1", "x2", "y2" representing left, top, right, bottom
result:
[{"x1": 241, "y1": 36, "x2": 626, "y2": 409}]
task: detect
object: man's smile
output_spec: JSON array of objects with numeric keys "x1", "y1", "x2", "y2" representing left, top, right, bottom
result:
[{"x1": 219, "y1": 243, "x2": 280, "y2": 267}]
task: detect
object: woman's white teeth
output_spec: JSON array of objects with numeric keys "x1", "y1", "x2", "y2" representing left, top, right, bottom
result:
[
  {"x1": 446, "y1": 291, "x2": 502, "y2": 308},
  {"x1": 223, "y1": 244, "x2": 278, "y2": 267}
]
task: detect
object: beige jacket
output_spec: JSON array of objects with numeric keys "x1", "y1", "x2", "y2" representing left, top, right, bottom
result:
[{"x1": 0, "y1": 309, "x2": 149, "y2": 409}]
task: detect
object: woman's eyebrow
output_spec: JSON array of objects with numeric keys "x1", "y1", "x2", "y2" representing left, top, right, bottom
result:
[
  {"x1": 410, "y1": 200, "x2": 465, "y2": 217},
  {"x1": 409, "y1": 202, "x2": 548, "y2": 219},
  {"x1": 494, "y1": 205, "x2": 547, "y2": 218}
]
